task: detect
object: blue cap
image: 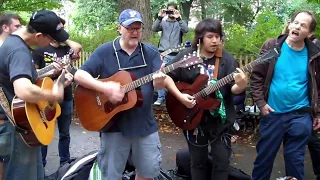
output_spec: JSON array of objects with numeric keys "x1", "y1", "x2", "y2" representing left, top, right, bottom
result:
[{"x1": 119, "y1": 9, "x2": 143, "y2": 26}]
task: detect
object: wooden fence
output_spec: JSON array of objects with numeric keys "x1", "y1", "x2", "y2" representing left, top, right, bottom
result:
[{"x1": 73, "y1": 51, "x2": 257, "y2": 68}]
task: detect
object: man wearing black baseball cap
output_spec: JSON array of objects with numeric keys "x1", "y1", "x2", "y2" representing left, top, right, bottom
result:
[
  {"x1": 0, "y1": 9, "x2": 73, "y2": 180},
  {"x1": 29, "y1": 9, "x2": 69, "y2": 42}
]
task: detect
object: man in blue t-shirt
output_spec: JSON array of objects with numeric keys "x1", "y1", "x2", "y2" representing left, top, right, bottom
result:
[
  {"x1": 250, "y1": 10, "x2": 320, "y2": 180},
  {"x1": 74, "y1": 9, "x2": 169, "y2": 180}
]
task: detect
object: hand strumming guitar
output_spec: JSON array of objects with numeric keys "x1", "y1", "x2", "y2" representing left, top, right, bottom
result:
[
  {"x1": 100, "y1": 81, "x2": 125, "y2": 104},
  {"x1": 63, "y1": 70, "x2": 74, "y2": 87},
  {"x1": 51, "y1": 69, "x2": 66, "y2": 102},
  {"x1": 178, "y1": 93, "x2": 196, "y2": 108}
]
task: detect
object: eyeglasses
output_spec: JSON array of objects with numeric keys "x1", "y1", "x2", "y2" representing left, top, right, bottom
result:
[
  {"x1": 122, "y1": 25, "x2": 143, "y2": 33},
  {"x1": 45, "y1": 34, "x2": 55, "y2": 42}
]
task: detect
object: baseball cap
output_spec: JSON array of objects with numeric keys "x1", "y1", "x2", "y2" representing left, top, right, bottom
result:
[
  {"x1": 119, "y1": 9, "x2": 143, "y2": 26},
  {"x1": 28, "y1": 10, "x2": 69, "y2": 42}
]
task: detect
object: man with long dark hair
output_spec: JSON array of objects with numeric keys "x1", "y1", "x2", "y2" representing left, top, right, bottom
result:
[{"x1": 163, "y1": 18, "x2": 248, "y2": 180}]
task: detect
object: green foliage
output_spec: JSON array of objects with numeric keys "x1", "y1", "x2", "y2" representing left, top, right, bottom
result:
[
  {"x1": 1, "y1": 0, "x2": 62, "y2": 12},
  {"x1": 72, "y1": 0, "x2": 118, "y2": 32},
  {"x1": 224, "y1": 11, "x2": 283, "y2": 54},
  {"x1": 69, "y1": 24, "x2": 119, "y2": 52}
]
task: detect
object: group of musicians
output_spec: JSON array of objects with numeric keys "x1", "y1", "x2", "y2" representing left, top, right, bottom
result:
[{"x1": 0, "y1": 4, "x2": 319, "y2": 180}]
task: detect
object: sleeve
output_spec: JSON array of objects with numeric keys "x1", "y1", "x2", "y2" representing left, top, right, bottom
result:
[
  {"x1": 176, "y1": 17, "x2": 189, "y2": 33},
  {"x1": 225, "y1": 55, "x2": 238, "y2": 91},
  {"x1": 151, "y1": 18, "x2": 163, "y2": 32},
  {"x1": 166, "y1": 50, "x2": 187, "y2": 82},
  {"x1": 80, "y1": 47, "x2": 103, "y2": 78},
  {"x1": 32, "y1": 48, "x2": 45, "y2": 69},
  {"x1": 152, "y1": 51, "x2": 162, "y2": 73},
  {"x1": 316, "y1": 61, "x2": 320, "y2": 118},
  {"x1": 250, "y1": 39, "x2": 275, "y2": 108},
  {"x1": 7, "y1": 49, "x2": 34, "y2": 82}
]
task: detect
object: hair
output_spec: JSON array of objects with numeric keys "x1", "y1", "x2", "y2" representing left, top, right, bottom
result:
[
  {"x1": 290, "y1": 10, "x2": 317, "y2": 32},
  {"x1": 167, "y1": 2, "x2": 178, "y2": 9},
  {"x1": 59, "y1": 17, "x2": 66, "y2": 25},
  {"x1": 26, "y1": 25, "x2": 37, "y2": 34},
  {"x1": 191, "y1": 18, "x2": 223, "y2": 48},
  {"x1": 0, "y1": 13, "x2": 22, "y2": 34}
]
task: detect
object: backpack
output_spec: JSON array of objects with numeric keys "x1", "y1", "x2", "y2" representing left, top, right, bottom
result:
[
  {"x1": 175, "y1": 148, "x2": 252, "y2": 180},
  {"x1": 45, "y1": 151, "x2": 98, "y2": 180}
]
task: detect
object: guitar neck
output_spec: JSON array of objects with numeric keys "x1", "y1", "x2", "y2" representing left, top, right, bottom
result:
[
  {"x1": 194, "y1": 60, "x2": 258, "y2": 98},
  {"x1": 37, "y1": 64, "x2": 55, "y2": 77},
  {"x1": 123, "y1": 61, "x2": 184, "y2": 93}
]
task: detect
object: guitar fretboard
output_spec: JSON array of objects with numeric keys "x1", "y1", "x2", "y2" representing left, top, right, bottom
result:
[
  {"x1": 193, "y1": 50, "x2": 277, "y2": 98},
  {"x1": 122, "y1": 56, "x2": 201, "y2": 93},
  {"x1": 37, "y1": 64, "x2": 55, "y2": 77}
]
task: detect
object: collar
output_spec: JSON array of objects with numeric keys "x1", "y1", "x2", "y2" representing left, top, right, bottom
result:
[
  {"x1": 276, "y1": 34, "x2": 320, "y2": 59},
  {"x1": 114, "y1": 37, "x2": 142, "y2": 53}
]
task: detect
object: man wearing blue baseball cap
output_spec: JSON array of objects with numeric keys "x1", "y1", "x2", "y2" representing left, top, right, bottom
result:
[
  {"x1": 0, "y1": 9, "x2": 73, "y2": 180},
  {"x1": 75, "y1": 9, "x2": 168, "y2": 180}
]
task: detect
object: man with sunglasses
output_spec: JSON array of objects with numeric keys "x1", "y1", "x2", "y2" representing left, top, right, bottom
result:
[
  {"x1": 74, "y1": 9, "x2": 173, "y2": 180},
  {"x1": 32, "y1": 17, "x2": 77, "y2": 170},
  {"x1": 0, "y1": 9, "x2": 73, "y2": 180}
]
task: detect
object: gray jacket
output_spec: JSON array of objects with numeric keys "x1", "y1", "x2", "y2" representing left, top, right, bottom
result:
[{"x1": 152, "y1": 16, "x2": 189, "y2": 52}]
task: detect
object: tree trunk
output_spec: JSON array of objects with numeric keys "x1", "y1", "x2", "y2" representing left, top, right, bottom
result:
[
  {"x1": 118, "y1": 0, "x2": 153, "y2": 41},
  {"x1": 200, "y1": 0, "x2": 206, "y2": 20},
  {"x1": 180, "y1": 0, "x2": 193, "y2": 24}
]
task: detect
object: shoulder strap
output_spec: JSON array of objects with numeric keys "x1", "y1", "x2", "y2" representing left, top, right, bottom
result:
[
  {"x1": 213, "y1": 48, "x2": 223, "y2": 79},
  {"x1": 213, "y1": 57, "x2": 220, "y2": 79},
  {"x1": 0, "y1": 87, "x2": 15, "y2": 124}
]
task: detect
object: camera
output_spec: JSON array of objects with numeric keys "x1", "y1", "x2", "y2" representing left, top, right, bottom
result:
[{"x1": 165, "y1": 10, "x2": 174, "y2": 15}]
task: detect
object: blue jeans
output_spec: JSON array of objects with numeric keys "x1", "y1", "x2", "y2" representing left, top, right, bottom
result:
[
  {"x1": 0, "y1": 121, "x2": 44, "y2": 180},
  {"x1": 252, "y1": 110, "x2": 312, "y2": 180},
  {"x1": 41, "y1": 99, "x2": 73, "y2": 167},
  {"x1": 308, "y1": 130, "x2": 320, "y2": 179},
  {"x1": 156, "y1": 55, "x2": 176, "y2": 102}
]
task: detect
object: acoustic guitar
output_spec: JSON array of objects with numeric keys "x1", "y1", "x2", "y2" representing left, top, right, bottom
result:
[
  {"x1": 10, "y1": 56, "x2": 77, "y2": 147},
  {"x1": 74, "y1": 53, "x2": 203, "y2": 131},
  {"x1": 166, "y1": 48, "x2": 280, "y2": 130}
]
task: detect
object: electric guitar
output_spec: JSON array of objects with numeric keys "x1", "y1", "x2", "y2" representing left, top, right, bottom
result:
[
  {"x1": 160, "y1": 42, "x2": 191, "y2": 59},
  {"x1": 166, "y1": 48, "x2": 280, "y2": 130},
  {"x1": 74, "y1": 53, "x2": 203, "y2": 131}
]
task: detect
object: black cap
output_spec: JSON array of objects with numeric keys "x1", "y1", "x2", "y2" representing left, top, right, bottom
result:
[{"x1": 28, "y1": 10, "x2": 69, "y2": 42}]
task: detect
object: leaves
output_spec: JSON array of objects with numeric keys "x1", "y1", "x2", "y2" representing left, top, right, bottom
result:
[{"x1": 1, "y1": 0, "x2": 62, "y2": 12}]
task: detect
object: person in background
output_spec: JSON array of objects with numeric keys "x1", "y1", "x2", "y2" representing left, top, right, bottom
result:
[{"x1": 152, "y1": 2, "x2": 189, "y2": 105}]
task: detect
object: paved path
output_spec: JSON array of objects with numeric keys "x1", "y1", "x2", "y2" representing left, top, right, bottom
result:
[{"x1": 45, "y1": 119, "x2": 316, "y2": 179}]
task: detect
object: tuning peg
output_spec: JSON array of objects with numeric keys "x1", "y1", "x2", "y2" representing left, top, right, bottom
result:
[{"x1": 184, "y1": 55, "x2": 187, "y2": 59}]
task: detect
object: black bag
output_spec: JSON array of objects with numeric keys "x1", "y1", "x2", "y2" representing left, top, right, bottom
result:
[
  {"x1": 45, "y1": 151, "x2": 98, "y2": 180},
  {"x1": 176, "y1": 148, "x2": 252, "y2": 180}
]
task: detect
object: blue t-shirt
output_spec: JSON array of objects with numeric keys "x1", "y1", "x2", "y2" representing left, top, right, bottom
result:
[
  {"x1": 268, "y1": 41, "x2": 310, "y2": 113},
  {"x1": 80, "y1": 38, "x2": 162, "y2": 137}
]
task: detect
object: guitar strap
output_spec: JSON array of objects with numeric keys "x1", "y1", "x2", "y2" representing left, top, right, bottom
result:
[
  {"x1": 212, "y1": 47, "x2": 222, "y2": 79},
  {"x1": 0, "y1": 87, "x2": 28, "y2": 134}
]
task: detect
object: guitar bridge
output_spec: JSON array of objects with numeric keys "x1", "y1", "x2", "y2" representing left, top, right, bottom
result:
[{"x1": 96, "y1": 94, "x2": 101, "y2": 106}]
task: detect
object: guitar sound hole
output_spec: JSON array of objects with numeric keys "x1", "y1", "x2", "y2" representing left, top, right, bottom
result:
[{"x1": 104, "y1": 94, "x2": 129, "y2": 113}]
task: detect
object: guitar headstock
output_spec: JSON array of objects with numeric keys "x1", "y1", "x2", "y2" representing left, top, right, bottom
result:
[
  {"x1": 256, "y1": 48, "x2": 280, "y2": 64},
  {"x1": 175, "y1": 51, "x2": 203, "y2": 68}
]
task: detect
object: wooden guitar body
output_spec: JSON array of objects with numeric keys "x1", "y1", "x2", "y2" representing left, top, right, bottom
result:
[
  {"x1": 166, "y1": 75, "x2": 221, "y2": 130},
  {"x1": 74, "y1": 71, "x2": 143, "y2": 131},
  {"x1": 11, "y1": 77, "x2": 61, "y2": 147}
]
